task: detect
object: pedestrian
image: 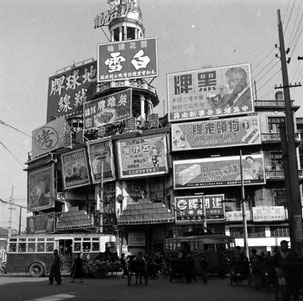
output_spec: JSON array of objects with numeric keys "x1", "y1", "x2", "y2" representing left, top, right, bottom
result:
[
  {"x1": 274, "y1": 240, "x2": 297, "y2": 267},
  {"x1": 200, "y1": 255, "x2": 209, "y2": 284},
  {"x1": 71, "y1": 252, "x2": 85, "y2": 283},
  {"x1": 120, "y1": 253, "x2": 128, "y2": 278},
  {"x1": 48, "y1": 249, "x2": 61, "y2": 285},
  {"x1": 185, "y1": 252, "x2": 195, "y2": 283}
]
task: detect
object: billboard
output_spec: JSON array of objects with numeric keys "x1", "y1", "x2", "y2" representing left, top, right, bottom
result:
[
  {"x1": 87, "y1": 138, "x2": 116, "y2": 184},
  {"x1": 97, "y1": 37, "x2": 158, "y2": 82},
  {"x1": 26, "y1": 214, "x2": 55, "y2": 234},
  {"x1": 31, "y1": 116, "x2": 69, "y2": 159},
  {"x1": 61, "y1": 148, "x2": 91, "y2": 189},
  {"x1": 171, "y1": 115, "x2": 261, "y2": 151},
  {"x1": 28, "y1": 166, "x2": 54, "y2": 211},
  {"x1": 173, "y1": 153, "x2": 265, "y2": 189},
  {"x1": 167, "y1": 63, "x2": 254, "y2": 122},
  {"x1": 47, "y1": 60, "x2": 97, "y2": 122},
  {"x1": 83, "y1": 89, "x2": 132, "y2": 130},
  {"x1": 116, "y1": 134, "x2": 169, "y2": 179},
  {"x1": 175, "y1": 194, "x2": 225, "y2": 222}
]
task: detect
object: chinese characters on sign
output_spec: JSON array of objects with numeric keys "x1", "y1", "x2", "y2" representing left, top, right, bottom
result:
[
  {"x1": 28, "y1": 166, "x2": 54, "y2": 211},
  {"x1": 175, "y1": 195, "x2": 225, "y2": 222},
  {"x1": 173, "y1": 153, "x2": 265, "y2": 189},
  {"x1": 252, "y1": 206, "x2": 286, "y2": 222},
  {"x1": 47, "y1": 61, "x2": 97, "y2": 122},
  {"x1": 167, "y1": 63, "x2": 254, "y2": 122},
  {"x1": 83, "y1": 89, "x2": 132, "y2": 130},
  {"x1": 61, "y1": 148, "x2": 91, "y2": 189},
  {"x1": 97, "y1": 37, "x2": 158, "y2": 82},
  {"x1": 171, "y1": 115, "x2": 261, "y2": 151},
  {"x1": 117, "y1": 134, "x2": 169, "y2": 179},
  {"x1": 87, "y1": 138, "x2": 116, "y2": 184}
]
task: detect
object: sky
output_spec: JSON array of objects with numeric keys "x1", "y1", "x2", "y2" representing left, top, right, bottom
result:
[{"x1": 0, "y1": 0, "x2": 302, "y2": 230}]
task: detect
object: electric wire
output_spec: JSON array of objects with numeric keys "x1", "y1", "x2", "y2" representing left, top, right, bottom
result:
[
  {"x1": 0, "y1": 141, "x2": 26, "y2": 169},
  {"x1": 0, "y1": 119, "x2": 32, "y2": 139}
]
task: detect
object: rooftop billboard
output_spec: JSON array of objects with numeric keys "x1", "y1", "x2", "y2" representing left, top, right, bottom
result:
[
  {"x1": 173, "y1": 153, "x2": 265, "y2": 189},
  {"x1": 167, "y1": 63, "x2": 254, "y2": 122}
]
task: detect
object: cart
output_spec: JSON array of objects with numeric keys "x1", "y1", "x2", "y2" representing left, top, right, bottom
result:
[
  {"x1": 230, "y1": 261, "x2": 252, "y2": 286},
  {"x1": 275, "y1": 258, "x2": 303, "y2": 301},
  {"x1": 127, "y1": 257, "x2": 148, "y2": 286}
]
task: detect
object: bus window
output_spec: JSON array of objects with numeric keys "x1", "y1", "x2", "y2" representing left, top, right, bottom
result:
[
  {"x1": 37, "y1": 243, "x2": 45, "y2": 252},
  {"x1": 9, "y1": 243, "x2": 17, "y2": 252},
  {"x1": 18, "y1": 239, "x2": 26, "y2": 252},
  {"x1": 46, "y1": 243, "x2": 54, "y2": 252},
  {"x1": 74, "y1": 242, "x2": 81, "y2": 252},
  {"x1": 28, "y1": 243, "x2": 36, "y2": 252},
  {"x1": 83, "y1": 242, "x2": 91, "y2": 252},
  {"x1": 92, "y1": 242, "x2": 99, "y2": 251}
]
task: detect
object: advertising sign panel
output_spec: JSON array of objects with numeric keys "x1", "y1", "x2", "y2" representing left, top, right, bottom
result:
[
  {"x1": 173, "y1": 153, "x2": 265, "y2": 189},
  {"x1": 175, "y1": 194, "x2": 225, "y2": 222},
  {"x1": 47, "y1": 60, "x2": 97, "y2": 122},
  {"x1": 28, "y1": 166, "x2": 54, "y2": 211},
  {"x1": 171, "y1": 115, "x2": 261, "y2": 151},
  {"x1": 61, "y1": 148, "x2": 91, "y2": 189},
  {"x1": 97, "y1": 37, "x2": 158, "y2": 82},
  {"x1": 252, "y1": 206, "x2": 286, "y2": 222},
  {"x1": 117, "y1": 134, "x2": 169, "y2": 179},
  {"x1": 128, "y1": 233, "x2": 146, "y2": 247},
  {"x1": 26, "y1": 214, "x2": 55, "y2": 234},
  {"x1": 167, "y1": 63, "x2": 254, "y2": 122},
  {"x1": 87, "y1": 138, "x2": 115, "y2": 184},
  {"x1": 31, "y1": 116, "x2": 68, "y2": 159},
  {"x1": 83, "y1": 89, "x2": 132, "y2": 130}
]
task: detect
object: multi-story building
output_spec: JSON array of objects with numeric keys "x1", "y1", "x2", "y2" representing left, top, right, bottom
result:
[{"x1": 25, "y1": 0, "x2": 302, "y2": 256}]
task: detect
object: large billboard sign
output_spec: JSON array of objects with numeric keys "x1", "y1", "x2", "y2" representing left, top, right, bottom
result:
[
  {"x1": 83, "y1": 89, "x2": 132, "y2": 130},
  {"x1": 47, "y1": 60, "x2": 97, "y2": 122},
  {"x1": 167, "y1": 63, "x2": 254, "y2": 122},
  {"x1": 116, "y1": 134, "x2": 169, "y2": 179},
  {"x1": 171, "y1": 115, "x2": 261, "y2": 151},
  {"x1": 61, "y1": 148, "x2": 91, "y2": 189},
  {"x1": 97, "y1": 37, "x2": 158, "y2": 82},
  {"x1": 28, "y1": 166, "x2": 54, "y2": 211},
  {"x1": 31, "y1": 117, "x2": 69, "y2": 159},
  {"x1": 26, "y1": 214, "x2": 55, "y2": 234},
  {"x1": 175, "y1": 194, "x2": 225, "y2": 222},
  {"x1": 173, "y1": 153, "x2": 265, "y2": 189},
  {"x1": 87, "y1": 138, "x2": 116, "y2": 184}
]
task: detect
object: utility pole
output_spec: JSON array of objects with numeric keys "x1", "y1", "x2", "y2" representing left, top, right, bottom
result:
[
  {"x1": 277, "y1": 9, "x2": 303, "y2": 256},
  {"x1": 8, "y1": 185, "x2": 15, "y2": 238}
]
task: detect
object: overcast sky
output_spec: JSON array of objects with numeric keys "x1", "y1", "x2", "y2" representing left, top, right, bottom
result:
[{"x1": 0, "y1": 0, "x2": 302, "y2": 230}]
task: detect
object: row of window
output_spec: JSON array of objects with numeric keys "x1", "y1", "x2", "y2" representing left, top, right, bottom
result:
[{"x1": 229, "y1": 226, "x2": 289, "y2": 238}]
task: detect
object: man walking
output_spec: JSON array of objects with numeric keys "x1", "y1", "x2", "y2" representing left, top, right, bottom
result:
[{"x1": 49, "y1": 249, "x2": 62, "y2": 285}]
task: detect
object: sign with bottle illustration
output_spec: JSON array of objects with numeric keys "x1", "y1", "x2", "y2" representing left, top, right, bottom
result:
[
  {"x1": 167, "y1": 63, "x2": 254, "y2": 122},
  {"x1": 173, "y1": 153, "x2": 265, "y2": 189},
  {"x1": 171, "y1": 115, "x2": 261, "y2": 151},
  {"x1": 116, "y1": 133, "x2": 169, "y2": 179}
]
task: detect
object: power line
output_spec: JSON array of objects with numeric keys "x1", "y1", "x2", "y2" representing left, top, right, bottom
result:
[
  {"x1": 0, "y1": 140, "x2": 26, "y2": 169},
  {"x1": 0, "y1": 119, "x2": 32, "y2": 139}
]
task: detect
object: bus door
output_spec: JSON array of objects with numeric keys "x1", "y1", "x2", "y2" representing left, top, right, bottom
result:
[{"x1": 57, "y1": 239, "x2": 73, "y2": 273}]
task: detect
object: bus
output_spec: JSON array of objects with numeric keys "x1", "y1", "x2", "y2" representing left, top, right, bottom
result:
[
  {"x1": 164, "y1": 233, "x2": 235, "y2": 277},
  {"x1": 6, "y1": 233, "x2": 117, "y2": 277}
]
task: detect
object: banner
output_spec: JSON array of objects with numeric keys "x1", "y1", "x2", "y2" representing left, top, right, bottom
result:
[
  {"x1": 171, "y1": 115, "x2": 261, "y2": 151},
  {"x1": 173, "y1": 153, "x2": 265, "y2": 189},
  {"x1": 167, "y1": 63, "x2": 254, "y2": 122},
  {"x1": 97, "y1": 37, "x2": 158, "y2": 82},
  {"x1": 28, "y1": 166, "x2": 54, "y2": 211},
  {"x1": 83, "y1": 89, "x2": 132, "y2": 130},
  {"x1": 117, "y1": 134, "x2": 169, "y2": 179},
  {"x1": 87, "y1": 138, "x2": 115, "y2": 183},
  {"x1": 61, "y1": 148, "x2": 91, "y2": 189},
  {"x1": 175, "y1": 194, "x2": 225, "y2": 222},
  {"x1": 47, "y1": 60, "x2": 97, "y2": 122}
]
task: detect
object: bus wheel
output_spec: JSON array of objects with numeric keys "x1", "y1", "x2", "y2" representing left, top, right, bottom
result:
[{"x1": 28, "y1": 263, "x2": 44, "y2": 277}]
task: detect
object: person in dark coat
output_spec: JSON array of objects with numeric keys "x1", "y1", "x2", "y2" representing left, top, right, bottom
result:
[
  {"x1": 48, "y1": 249, "x2": 61, "y2": 285},
  {"x1": 71, "y1": 252, "x2": 85, "y2": 283},
  {"x1": 185, "y1": 252, "x2": 195, "y2": 283}
]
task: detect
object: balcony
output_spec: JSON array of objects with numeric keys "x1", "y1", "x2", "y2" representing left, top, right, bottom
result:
[
  {"x1": 261, "y1": 132, "x2": 303, "y2": 143},
  {"x1": 254, "y1": 100, "x2": 300, "y2": 111},
  {"x1": 265, "y1": 169, "x2": 303, "y2": 180}
]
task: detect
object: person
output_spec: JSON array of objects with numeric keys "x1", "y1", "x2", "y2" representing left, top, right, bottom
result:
[
  {"x1": 200, "y1": 255, "x2": 209, "y2": 284},
  {"x1": 48, "y1": 249, "x2": 61, "y2": 285},
  {"x1": 185, "y1": 252, "x2": 195, "y2": 283},
  {"x1": 120, "y1": 253, "x2": 128, "y2": 278},
  {"x1": 0, "y1": 246, "x2": 7, "y2": 274},
  {"x1": 274, "y1": 240, "x2": 298, "y2": 267},
  {"x1": 245, "y1": 156, "x2": 263, "y2": 180},
  {"x1": 71, "y1": 252, "x2": 85, "y2": 283}
]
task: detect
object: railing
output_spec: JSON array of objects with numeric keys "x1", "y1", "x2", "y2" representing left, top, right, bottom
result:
[
  {"x1": 261, "y1": 132, "x2": 303, "y2": 143},
  {"x1": 254, "y1": 100, "x2": 296, "y2": 108},
  {"x1": 265, "y1": 169, "x2": 303, "y2": 180}
]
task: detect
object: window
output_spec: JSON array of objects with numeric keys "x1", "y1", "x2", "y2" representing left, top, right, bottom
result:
[
  {"x1": 229, "y1": 227, "x2": 243, "y2": 238},
  {"x1": 268, "y1": 117, "x2": 285, "y2": 133},
  {"x1": 248, "y1": 226, "x2": 265, "y2": 238},
  {"x1": 127, "y1": 27, "x2": 135, "y2": 40},
  {"x1": 273, "y1": 189, "x2": 286, "y2": 206},
  {"x1": 270, "y1": 152, "x2": 283, "y2": 170},
  {"x1": 270, "y1": 226, "x2": 289, "y2": 237}
]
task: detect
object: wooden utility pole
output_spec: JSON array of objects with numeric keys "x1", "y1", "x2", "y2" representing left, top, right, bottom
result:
[{"x1": 277, "y1": 9, "x2": 303, "y2": 256}]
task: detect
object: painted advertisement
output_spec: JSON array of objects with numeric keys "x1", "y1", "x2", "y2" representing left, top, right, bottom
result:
[
  {"x1": 97, "y1": 37, "x2": 158, "y2": 82},
  {"x1": 32, "y1": 116, "x2": 69, "y2": 159},
  {"x1": 61, "y1": 148, "x2": 91, "y2": 189},
  {"x1": 28, "y1": 166, "x2": 54, "y2": 211},
  {"x1": 47, "y1": 60, "x2": 97, "y2": 122},
  {"x1": 26, "y1": 214, "x2": 55, "y2": 234},
  {"x1": 173, "y1": 153, "x2": 265, "y2": 189},
  {"x1": 167, "y1": 63, "x2": 254, "y2": 122},
  {"x1": 87, "y1": 138, "x2": 116, "y2": 184},
  {"x1": 175, "y1": 194, "x2": 225, "y2": 222},
  {"x1": 171, "y1": 115, "x2": 261, "y2": 151},
  {"x1": 83, "y1": 89, "x2": 132, "y2": 130},
  {"x1": 117, "y1": 134, "x2": 169, "y2": 179}
]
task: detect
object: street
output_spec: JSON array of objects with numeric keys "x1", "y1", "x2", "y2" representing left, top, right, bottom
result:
[{"x1": 0, "y1": 273, "x2": 274, "y2": 301}]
